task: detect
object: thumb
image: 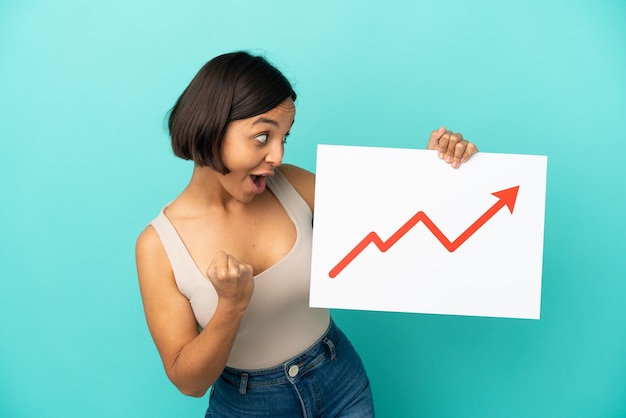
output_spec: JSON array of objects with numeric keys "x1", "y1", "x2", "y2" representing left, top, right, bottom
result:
[{"x1": 427, "y1": 126, "x2": 446, "y2": 149}]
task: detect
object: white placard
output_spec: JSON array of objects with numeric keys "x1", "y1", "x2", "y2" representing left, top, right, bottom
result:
[{"x1": 310, "y1": 145, "x2": 547, "y2": 319}]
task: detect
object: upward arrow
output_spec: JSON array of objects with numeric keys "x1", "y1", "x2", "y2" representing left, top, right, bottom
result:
[{"x1": 328, "y1": 186, "x2": 520, "y2": 278}]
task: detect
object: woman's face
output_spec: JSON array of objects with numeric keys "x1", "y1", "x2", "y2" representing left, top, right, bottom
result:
[{"x1": 219, "y1": 98, "x2": 296, "y2": 203}]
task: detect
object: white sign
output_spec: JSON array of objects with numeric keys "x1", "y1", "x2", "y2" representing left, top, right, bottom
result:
[{"x1": 310, "y1": 145, "x2": 547, "y2": 319}]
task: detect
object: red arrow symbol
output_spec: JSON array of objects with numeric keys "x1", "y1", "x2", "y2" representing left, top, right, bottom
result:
[{"x1": 328, "y1": 186, "x2": 520, "y2": 278}]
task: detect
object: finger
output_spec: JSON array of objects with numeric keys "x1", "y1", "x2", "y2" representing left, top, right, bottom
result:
[
  {"x1": 208, "y1": 252, "x2": 244, "y2": 282},
  {"x1": 460, "y1": 142, "x2": 478, "y2": 164},
  {"x1": 451, "y1": 141, "x2": 467, "y2": 168},
  {"x1": 208, "y1": 251, "x2": 229, "y2": 279},
  {"x1": 427, "y1": 126, "x2": 446, "y2": 151},
  {"x1": 437, "y1": 130, "x2": 451, "y2": 159},
  {"x1": 443, "y1": 132, "x2": 464, "y2": 163},
  {"x1": 212, "y1": 251, "x2": 228, "y2": 265},
  {"x1": 450, "y1": 141, "x2": 478, "y2": 168},
  {"x1": 237, "y1": 263, "x2": 253, "y2": 281},
  {"x1": 237, "y1": 263, "x2": 255, "y2": 299},
  {"x1": 226, "y1": 254, "x2": 248, "y2": 281}
]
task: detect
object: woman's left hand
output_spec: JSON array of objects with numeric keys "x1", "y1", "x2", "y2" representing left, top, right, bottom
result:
[{"x1": 427, "y1": 126, "x2": 478, "y2": 168}]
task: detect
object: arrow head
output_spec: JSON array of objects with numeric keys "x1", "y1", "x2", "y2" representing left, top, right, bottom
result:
[{"x1": 492, "y1": 186, "x2": 520, "y2": 213}]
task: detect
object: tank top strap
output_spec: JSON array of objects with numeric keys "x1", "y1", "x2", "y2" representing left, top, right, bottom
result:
[
  {"x1": 149, "y1": 208, "x2": 201, "y2": 296},
  {"x1": 267, "y1": 169, "x2": 312, "y2": 228}
]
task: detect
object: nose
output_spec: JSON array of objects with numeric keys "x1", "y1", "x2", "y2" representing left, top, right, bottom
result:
[{"x1": 265, "y1": 140, "x2": 284, "y2": 167}]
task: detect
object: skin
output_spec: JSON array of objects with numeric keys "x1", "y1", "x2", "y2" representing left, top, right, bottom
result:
[
  {"x1": 135, "y1": 97, "x2": 477, "y2": 397},
  {"x1": 427, "y1": 125, "x2": 478, "y2": 168}
]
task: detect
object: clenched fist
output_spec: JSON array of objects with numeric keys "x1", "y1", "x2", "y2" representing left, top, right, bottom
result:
[{"x1": 206, "y1": 251, "x2": 254, "y2": 308}]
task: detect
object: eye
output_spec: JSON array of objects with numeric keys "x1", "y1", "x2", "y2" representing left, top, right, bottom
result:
[
  {"x1": 255, "y1": 133, "x2": 269, "y2": 144},
  {"x1": 282, "y1": 133, "x2": 290, "y2": 144}
]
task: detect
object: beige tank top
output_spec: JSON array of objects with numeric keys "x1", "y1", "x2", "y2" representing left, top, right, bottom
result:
[{"x1": 150, "y1": 169, "x2": 330, "y2": 370}]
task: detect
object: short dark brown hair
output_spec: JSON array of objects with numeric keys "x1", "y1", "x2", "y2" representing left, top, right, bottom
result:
[{"x1": 167, "y1": 51, "x2": 297, "y2": 173}]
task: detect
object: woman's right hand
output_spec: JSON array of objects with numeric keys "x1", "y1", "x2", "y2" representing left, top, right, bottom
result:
[{"x1": 207, "y1": 251, "x2": 255, "y2": 308}]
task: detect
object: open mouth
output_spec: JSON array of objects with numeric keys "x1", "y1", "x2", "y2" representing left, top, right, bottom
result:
[{"x1": 250, "y1": 175, "x2": 267, "y2": 193}]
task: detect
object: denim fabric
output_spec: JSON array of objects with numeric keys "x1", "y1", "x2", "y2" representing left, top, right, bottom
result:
[{"x1": 205, "y1": 319, "x2": 374, "y2": 417}]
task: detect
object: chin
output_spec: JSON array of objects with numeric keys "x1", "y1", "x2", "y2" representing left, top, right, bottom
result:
[{"x1": 238, "y1": 193, "x2": 257, "y2": 204}]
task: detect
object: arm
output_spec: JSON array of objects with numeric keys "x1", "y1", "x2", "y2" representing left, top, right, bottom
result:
[
  {"x1": 427, "y1": 126, "x2": 478, "y2": 168},
  {"x1": 136, "y1": 227, "x2": 253, "y2": 397}
]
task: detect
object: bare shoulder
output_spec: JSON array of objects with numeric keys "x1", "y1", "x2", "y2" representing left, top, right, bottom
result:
[
  {"x1": 136, "y1": 225, "x2": 167, "y2": 266},
  {"x1": 136, "y1": 224, "x2": 158, "y2": 248},
  {"x1": 135, "y1": 225, "x2": 176, "y2": 292},
  {"x1": 277, "y1": 164, "x2": 315, "y2": 212}
]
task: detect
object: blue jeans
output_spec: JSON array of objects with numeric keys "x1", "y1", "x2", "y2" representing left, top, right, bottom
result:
[{"x1": 205, "y1": 319, "x2": 374, "y2": 417}]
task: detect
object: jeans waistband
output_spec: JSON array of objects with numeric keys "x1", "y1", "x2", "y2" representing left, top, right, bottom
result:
[{"x1": 220, "y1": 318, "x2": 338, "y2": 394}]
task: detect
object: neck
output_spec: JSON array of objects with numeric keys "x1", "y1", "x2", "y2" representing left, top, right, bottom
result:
[{"x1": 180, "y1": 165, "x2": 256, "y2": 213}]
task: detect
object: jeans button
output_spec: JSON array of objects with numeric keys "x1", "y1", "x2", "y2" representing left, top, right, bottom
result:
[{"x1": 288, "y1": 365, "x2": 299, "y2": 377}]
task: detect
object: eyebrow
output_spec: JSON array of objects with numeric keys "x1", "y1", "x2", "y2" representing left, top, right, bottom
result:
[
  {"x1": 252, "y1": 117, "x2": 279, "y2": 127},
  {"x1": 252, "y1": 117, "x2": 296, "y2": 128}
]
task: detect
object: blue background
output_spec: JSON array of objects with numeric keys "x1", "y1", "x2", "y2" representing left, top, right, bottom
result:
[{"x1": 1, "y1": 1, "x2": 625, "y2": 417}]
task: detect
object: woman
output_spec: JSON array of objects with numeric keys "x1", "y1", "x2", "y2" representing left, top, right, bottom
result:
[{"x1": 136, "y1": 51, "x2": 477, "y2": 417}]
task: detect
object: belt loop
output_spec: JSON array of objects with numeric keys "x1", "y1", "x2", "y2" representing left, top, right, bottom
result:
[
  {"x1": 323, "y1": 337, "x2": 337, "y2": 360},
  {"x1": 239, "y1": 372, "x2": 249, "y2": 395}
]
